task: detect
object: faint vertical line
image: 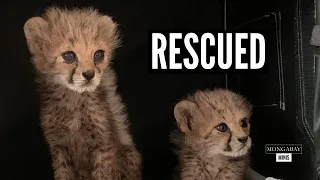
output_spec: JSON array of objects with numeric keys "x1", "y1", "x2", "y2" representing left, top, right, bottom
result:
[
  {"x1": 295, "y1": 0, "x2": 315, "y2": 140},
  {"x1": 272, "y1": 11, "x2": 286, "y2": 111}
]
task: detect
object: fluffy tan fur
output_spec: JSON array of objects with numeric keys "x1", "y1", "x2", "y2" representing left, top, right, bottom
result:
[
  {"x1": 173, "y1": 89, "x2": 253, "y2": 180},
  {"x1": 23, "y1": 7, "x2": 141, "y2": 180}
]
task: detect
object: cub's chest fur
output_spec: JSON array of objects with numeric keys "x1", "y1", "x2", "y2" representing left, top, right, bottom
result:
[
  {"x1": 181, "y1": 153, "x2": 228, "y2": 178},
  {"x1": 179, "y1": 148, "x2": 247, "y2": 180},
  {"x1": 41, "y1": 86, "x2": 111, "y2": 147}
]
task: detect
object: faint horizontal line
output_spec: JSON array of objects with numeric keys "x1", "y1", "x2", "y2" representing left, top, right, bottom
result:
[{"x1": 254, "y1": 104, "x2": 278, "y2": 108}]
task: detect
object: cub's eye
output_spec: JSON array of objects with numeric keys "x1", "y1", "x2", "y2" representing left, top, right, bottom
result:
[
  {"x1": 216, "y1": 123, "x2": 228, "y2": 132},
  {"x1": 241, "y1": 118, "x2": 248, "y2": 128},
  {"x1": 93, "y1": 50, "x2": 105, "y2": 63},
  {"x1": 61, "y1": 51, "x2": 77, "y2": 64}
]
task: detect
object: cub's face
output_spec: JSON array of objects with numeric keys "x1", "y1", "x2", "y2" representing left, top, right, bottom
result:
[
  {"x1": 23, "y1": 8, "x2": 119, "y2": 93},
  {"x1": 52, "y1": 41, "x2": 110, "y2": 93},
  {"x1": 174, "y1": 90, "x2": 252, "y2": 158},
  {"x1": 199, "y1": 107, "x2": 251, "y2": 157}
]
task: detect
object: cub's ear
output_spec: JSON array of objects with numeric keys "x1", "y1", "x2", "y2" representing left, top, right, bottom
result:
[
  {"x1": 23, "y1": 17, "x2": 49, "y2": 54},
  {"x1": 174, "y1": 100, "x2": 199, "y2": 134},
  {"x1": 97, "y1": 15, "x2": 121, "y2": 52}
]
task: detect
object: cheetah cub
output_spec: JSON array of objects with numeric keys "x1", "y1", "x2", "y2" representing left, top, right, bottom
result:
[
  {"x1": 173, "y1": 89, "x2": 252, "y2": 180},
  {"x1": 23, "y1": 7, "x2": 141, "y2": 180}
]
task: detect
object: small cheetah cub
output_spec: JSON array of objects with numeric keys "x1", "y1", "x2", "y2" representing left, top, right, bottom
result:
[
  {"x1": 23, "y1": 7, "x2": 141, "y2": 180},
  {"x1": 173, "y1": 89, "x2": 252, "y2": 180}
]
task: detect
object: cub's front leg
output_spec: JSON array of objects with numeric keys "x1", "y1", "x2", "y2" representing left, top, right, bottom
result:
[
  {"x1": 91, "y1": 143, "x2": 121, "y2": 180},
  {"x1": 50, "y1": 145, "x2": 75, "y2": 180},
  {"x1": 120, "y1": 145, "x2": 142, "y2": 180}
]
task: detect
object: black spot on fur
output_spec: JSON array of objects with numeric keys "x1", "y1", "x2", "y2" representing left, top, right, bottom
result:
[
  {"x1": 69, "y1": 68, "x2": 76, "y2": 83},
  {"x1": 225, "y1": 131, "x2": 232, "y2": 151},
  {"x1": 209, "y1": 102, "x2": 216, "y2": 110},
  {"x1": 69, "y1": 38, "x2": 75, "y2": 45},
  {"x1": 224, "y1": 145, "x2": 231, "y2": 152}
]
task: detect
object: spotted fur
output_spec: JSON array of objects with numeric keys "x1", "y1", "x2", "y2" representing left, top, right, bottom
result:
[
  {"x1": 23, "y1": 7, "x2": 141, "y2": 180},
  {"x1": 172, "y1": 89, "x2": 253, "y2": 180}
]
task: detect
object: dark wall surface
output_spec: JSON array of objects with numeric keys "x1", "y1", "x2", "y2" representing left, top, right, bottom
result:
[
  {"x1": 0, "y1": 0, "x2": 315, "y2": 180},
  {"x1": 227, "y1": 0, "x2": 316, "y2": 179}
]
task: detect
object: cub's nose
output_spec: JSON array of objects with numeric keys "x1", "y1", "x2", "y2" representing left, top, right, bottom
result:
[
  {"x1": 237, "y1": 136, "x2": 248, "y2": 143},
  {"x1": 82, "y1": 69, "x2": 95, "y2": 81}
]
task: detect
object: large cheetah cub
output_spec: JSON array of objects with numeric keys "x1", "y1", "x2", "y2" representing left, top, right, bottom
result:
[
  {"x1": 23, "y1": 7, "x2": 141, "y2": 180},
  {"x1": 173, "y1": 89, "x2": 252, "y2": 180}
]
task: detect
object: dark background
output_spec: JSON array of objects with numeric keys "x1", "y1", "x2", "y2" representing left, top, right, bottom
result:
[{"x1": 0, "y1": 0, "x2": 316, "y2": 180}]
